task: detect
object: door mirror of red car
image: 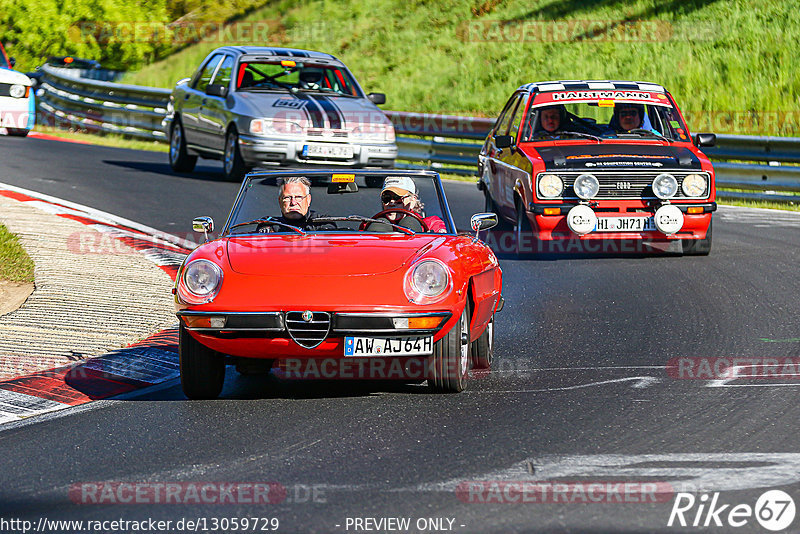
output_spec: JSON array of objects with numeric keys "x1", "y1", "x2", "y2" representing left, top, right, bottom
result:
[
  {"x1": 193, "y1": 216, "x2": 214, "y2": 242},
  {"x1": 495, "y1": 135, "x2": 513, "y2": 149},
  {"x1": 368, "y1": 92, "x2": 386, "y2": 105},
  {"x1": 206, "y1": 83, "x2": 228, "y2": 98},
  {"x1": 694, "y1": 133, "x2": 716, "y2": 147},
  {"x1": 471, "y1": 213, "x2": 498, "y2": 237}
]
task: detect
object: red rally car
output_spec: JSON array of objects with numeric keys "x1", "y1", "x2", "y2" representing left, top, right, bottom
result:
[
  {"x1": 478, "y1": 80, "x2": 717, "y2": 255},
  {"x1": 175, "y1": 170, "x2": 503, "y2": 399}
]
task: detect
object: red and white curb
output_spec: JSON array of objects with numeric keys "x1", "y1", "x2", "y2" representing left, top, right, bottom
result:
[{"x1": 0, "y1": 182, "x2": 194, "y2": 426}]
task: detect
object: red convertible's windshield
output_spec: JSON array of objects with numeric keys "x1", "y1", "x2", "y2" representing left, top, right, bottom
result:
[
  {"x1": 521, "y1": 93, "x2": 690, "y2": 143},
  {"x1": 226, "y1": 172, "x2": 454, "y2": 235}
]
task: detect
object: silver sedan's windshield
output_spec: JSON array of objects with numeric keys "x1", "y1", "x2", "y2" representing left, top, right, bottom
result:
[{"x1": 237, "y1": 61, "x2": 361, "y2": 97}]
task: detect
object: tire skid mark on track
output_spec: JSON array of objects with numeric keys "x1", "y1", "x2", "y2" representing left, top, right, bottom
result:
[{"x1": 0, "y1": 183, "x2": 191, "y2": 427}]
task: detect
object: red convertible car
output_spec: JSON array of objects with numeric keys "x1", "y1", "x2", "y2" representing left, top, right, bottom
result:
[
  {"x1": 175, "y1": 170, "x2": 503, "y2": 398},
  {"x1": 479, "y1": 80, "x2": 716, "y2": 255}
]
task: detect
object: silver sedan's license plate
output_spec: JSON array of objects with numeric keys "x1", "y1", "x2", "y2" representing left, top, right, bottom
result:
[
  {"x1": 596, "y1": 216, "x2": 657, "y2": 232},
  {"x1": 303, "y1": 143, "x2": 354, "y2": 159},
  {"x1": 345, "y1": 336, "x2": 433, "y2": 357}
]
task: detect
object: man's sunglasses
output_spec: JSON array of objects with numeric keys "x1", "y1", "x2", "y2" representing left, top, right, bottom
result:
[{"x1": 381, "y1": 191, "x2": 411, "y2": 204}]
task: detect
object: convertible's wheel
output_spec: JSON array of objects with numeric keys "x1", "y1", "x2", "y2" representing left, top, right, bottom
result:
[
  {"x1": 682, "y1": 219, "x2": 712, "y2": 256},
  {"x1": 223, "y1": 128, "x2": 248, "y2": 182},
  {"x1": 470, "y1": 315, "x2": 494, "y2": 369},
  {"x1": 428, "y1": 303, "x2": 470, "y2": 393},
  {"x1": 169, "y1": 120, "x2": 197, "y2": 172},
  {"x1": 179, "y1": 323, "x2": 225, "y2": 399}
]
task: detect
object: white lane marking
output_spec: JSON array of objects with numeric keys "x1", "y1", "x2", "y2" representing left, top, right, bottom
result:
[
  {"x1": 412, "y1": 453, "x2": 800, "y2": 494},
  {"x1": 470, "y1": 376, "x2": 661, "y2": 394},
  {"x1": 0, "y1": 389, "x2": 71, "y2": 423},
  {"x1": 491, "y1": 365, "x2": 667, "y2": 372},
  {"x1": 0, "y1": 181, "x2": 196, "y2": 249},
  {"x1": 707, "y1": 363, "x2": 800, "y2": 388}
]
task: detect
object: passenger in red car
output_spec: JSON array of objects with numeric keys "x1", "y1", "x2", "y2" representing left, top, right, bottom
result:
[
  {"x1": 539, "y1": 106, "x2": 563, "y2": 133},
  {"x1": 380, "y1": 176, "x2": 446, "y2": 233}
]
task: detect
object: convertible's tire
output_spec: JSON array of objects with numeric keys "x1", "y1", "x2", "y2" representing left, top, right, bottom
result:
[
  {"x1": 682, "y1": 219, "x2": 712, "y2": 256},
  {"x1": 223, "y1": 128, "x2": 248, "y2": 182},
  {"x1": 365, "y1": 176, "x2": 384, "y2": 188},
  {"x1": 470, "y1": 315, "x2": 494, "y2": 370},
  {"x1": 6, "y1": 128, "x2": 29, "y2": 137},
  {"x1": 179, "y1": 323, "x2": 225, "y2": 400},
  {"x1": 428, "y1": 303, "x2": 470, "y2": 393},
  {"x1": 169, "y1": 120, "x2": 197, "y2": 172}
]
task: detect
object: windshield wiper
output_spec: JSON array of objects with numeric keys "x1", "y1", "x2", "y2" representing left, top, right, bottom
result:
[
  {"x1": 229, "y1": 217, "x2": 306, "y2": 236},
  {"x1": 312, "y1": 215, "x2": 416, "y2": 235},
  {"x1": 625, "y1": 128, "x2": 670, "y2": 143},
  {"x1": 556, "y1": 131, "x2": 603, "y2": 143}
]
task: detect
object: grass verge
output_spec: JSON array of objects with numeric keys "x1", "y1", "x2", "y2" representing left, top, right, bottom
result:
[
  {"x1": 0, "y1": 224, "x2": 35, "y2": 283},
  {"x1": 33, "y1": 126, "x2": 168, "y2": 153}
]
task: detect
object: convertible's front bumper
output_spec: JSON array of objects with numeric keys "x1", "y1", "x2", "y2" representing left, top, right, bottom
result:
[{"x1": 238, "y1": 134, "x2": 397, "y2": 168}]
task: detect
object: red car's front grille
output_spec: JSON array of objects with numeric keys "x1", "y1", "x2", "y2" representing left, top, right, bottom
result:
[{"x1": 285, "y1": 311, "x2": 332, "y2": 349}]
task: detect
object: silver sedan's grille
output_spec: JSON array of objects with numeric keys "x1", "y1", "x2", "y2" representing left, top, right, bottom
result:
[
  {"x1": 306, "y1": 129, "x2": 348, "y2": 139},
  {"x1": 539, "y1": 171, "x2": 709, "y2": 200},
  {"x1": 285, "y1": 311, "x2": 332, "y2": 349}
]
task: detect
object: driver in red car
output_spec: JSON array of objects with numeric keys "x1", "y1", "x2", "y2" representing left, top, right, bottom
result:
[
  {"x1": 258, "y1": 176, "x2": 335, "y2": 232},
  {"x1": 380, "y1": 176, "x2": 446, "y2": 233}
]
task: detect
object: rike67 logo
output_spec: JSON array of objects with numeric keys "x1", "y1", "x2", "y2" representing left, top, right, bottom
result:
[{"x1": 668, "y1": 490, "x2": 795, "y2": 531}]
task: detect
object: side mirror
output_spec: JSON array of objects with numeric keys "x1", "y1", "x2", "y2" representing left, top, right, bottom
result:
[
  {"x1": 470, "y1": 213, "x2": 498, "y2": 237},
  {"x1": 205, "y1": 83, "x2": 228, "y2": 98},
  {"x1": 368, "y1": 92, "x2": 386, "y2": 105},
  {"x1": 192, "y1": 216, "x2": 214, "y2": 242},
  {"x1": 9, "y1": 57, "x2": 16, "y2": 68},
  {"x1": 694, "y1": 133, "x2": 716, "y2": 147},
  {"x1": 495, "y1": 135, "x2": 513, "y2": 149}
]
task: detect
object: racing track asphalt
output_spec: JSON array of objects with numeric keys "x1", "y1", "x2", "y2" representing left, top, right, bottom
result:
[{"x1": 1, "y1": 136, "x2": 800, "y2": 532}]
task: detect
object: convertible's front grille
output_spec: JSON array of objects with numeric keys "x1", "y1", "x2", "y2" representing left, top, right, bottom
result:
[
  {"x1": 285, "y1": 311, "x2": 332, "y2": 349},
  {"x1": 539, "y1": 171, "x2": 709, "y2": 200}
]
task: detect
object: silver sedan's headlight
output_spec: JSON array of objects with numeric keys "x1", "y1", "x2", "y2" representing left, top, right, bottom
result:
[
  {"x1": 538, "y1": 174, "x2": 564, "y2": 198},
  {"x1": 250, "y1": 118, "x2": 303, "y2": 136},
  {"x1": 653, "y1": 173, "x2": 678, "y2": 199},
  {"x1": 179, "y1": 259, "x2": 223, "y2": 304},
  {"x1": 9, "y1": 85, "x2": 26, "y2": 98},
  {"x1": 350, "y1": 124, "x2": 395, "y2": 143},
  {"x1": 404, "y1": 259, "x2": 452, "y2": 304},
  {"x1": 681, "y1": 174, "x2": 708, "y2": 197},
  {"x1": 574, "y1": 174, "x2": 600, "y2": 199}
]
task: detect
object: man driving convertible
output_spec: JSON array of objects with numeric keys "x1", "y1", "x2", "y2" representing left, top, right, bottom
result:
[{"x1": 257, "y1": 176, "x2": 336, "y2": 232}]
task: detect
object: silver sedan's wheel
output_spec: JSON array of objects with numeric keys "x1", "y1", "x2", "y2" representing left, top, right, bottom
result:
[
  {"x1": 223, "y1": 128, "x2": 247, "y2": 182},
  {"x1": 169, "y1": 120, "x2": 197, "y2": 172}
]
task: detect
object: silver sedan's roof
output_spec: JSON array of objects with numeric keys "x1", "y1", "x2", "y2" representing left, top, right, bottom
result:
[{"x1": 214, "y1": 46, "x2": 341, "y2": 63}]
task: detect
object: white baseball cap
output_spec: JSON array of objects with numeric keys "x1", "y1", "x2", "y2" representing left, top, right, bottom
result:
[{"x1": 381, "y1": 176, "x2": 417, "y2": 196}]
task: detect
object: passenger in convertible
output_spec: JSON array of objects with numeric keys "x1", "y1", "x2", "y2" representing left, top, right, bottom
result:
[{"x1": 378, "y1": 176, "x2": 446, "y2": 233}]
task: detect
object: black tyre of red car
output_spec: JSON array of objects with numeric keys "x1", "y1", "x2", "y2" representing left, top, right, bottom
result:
[
  {"x1": 682, "y1": 219, "x2": 712, "y2": 256},
  {"x1": 470, "y1": 315, "x2": 494, "y2": 369},
  {"x1": 179, "y1": 323, "x2": 225, "y2": 400},
  {"x1": 169, "y1": 119, "x2": 198, "y2": 173},
  {"x1": 428, "y1": 303, "x2": 470, "y2": 393}
]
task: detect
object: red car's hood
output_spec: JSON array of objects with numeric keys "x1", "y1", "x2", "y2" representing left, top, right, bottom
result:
[{"x1": 226, "y1": 234, "x2": 442, "y2": 276}]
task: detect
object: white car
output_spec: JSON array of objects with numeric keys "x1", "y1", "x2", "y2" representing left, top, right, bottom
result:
[{"x1": 0, "y1": 44, "x2": 35, "y2": 137}]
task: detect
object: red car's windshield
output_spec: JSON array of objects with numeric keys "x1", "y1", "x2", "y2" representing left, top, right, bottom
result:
[{"x1": 522, "y1": 92, "x2": 690, "y2": 143}]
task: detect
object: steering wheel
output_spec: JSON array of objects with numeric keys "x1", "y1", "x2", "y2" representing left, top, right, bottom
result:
[{"x1": 360, "y1": 208, "x2": 429, "y2": 232}]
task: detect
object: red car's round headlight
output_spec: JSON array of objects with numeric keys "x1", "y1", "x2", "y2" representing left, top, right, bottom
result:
[
  {"x1": 179, "y1": 259, "x2": 223, "y2": 304},
  {"x1": 404, "y1": 259, "x2": 452, "y2": 305}
]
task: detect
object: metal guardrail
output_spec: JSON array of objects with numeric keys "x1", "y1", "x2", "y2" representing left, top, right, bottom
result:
[{"x1": 34, "y1": 67, "x2": 800, "y2": 201}]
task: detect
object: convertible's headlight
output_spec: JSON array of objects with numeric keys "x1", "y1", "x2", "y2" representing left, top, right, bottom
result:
[
  {"x1": 250, "y1": 118, "x2": 303, "y2": 136},
  {"x1": 574, "y1": 174, "x2": 600, "y2": 200},
  {"x1": 9, "y1": 85, "x2": 26, "y2": 98},
  {"x1": 179, "y1": 259, "x2": 223, "y2": 304},
  {"x1": 681, "y1": 174, "x2": 707, "y2": 197},
  {"x1": 538, "y1": 174, "x2": 564, "y2": 198},
  {"x1": 653, "y1": 173, "x2": 678, "y2": 199},
  {"x1": 404, "y1": 259, "x2": 452, "y2": 304}
]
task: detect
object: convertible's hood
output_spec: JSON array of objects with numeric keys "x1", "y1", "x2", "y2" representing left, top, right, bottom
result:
[
  {"x1": 532, "y1": 143, "x2": 702, "y2": 171},
  {"x1": 0, "y1": 68, "x2": 32, "y2": 86},
  {"x1": 234, "y1": 91, "x2": 392, "y2": 130},
  {"x1": 226, "y1": 234, "x2": 440, "y2": 276}
]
